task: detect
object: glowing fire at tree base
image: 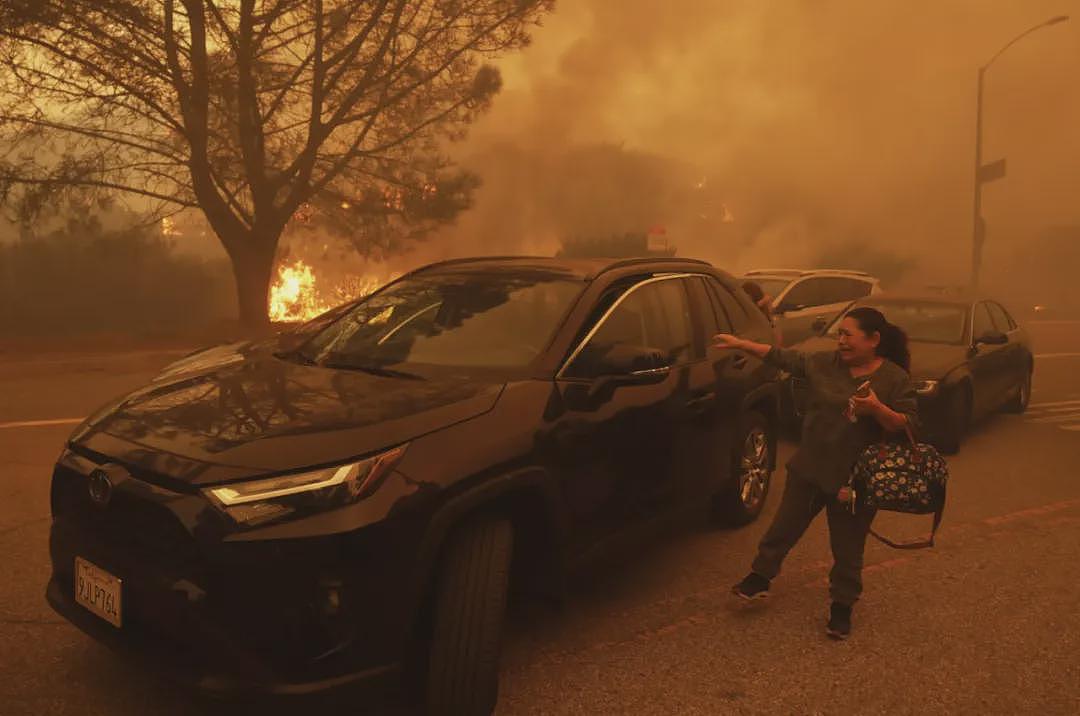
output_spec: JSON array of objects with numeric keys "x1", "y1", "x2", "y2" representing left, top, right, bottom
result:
[{"x1": 268, "y1": 259, "x2": 388, "y2": 323}]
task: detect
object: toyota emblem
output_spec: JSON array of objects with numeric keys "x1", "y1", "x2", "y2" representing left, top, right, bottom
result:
[{"x1": 88, "y1": 469, "x2": 113, "y2": 507}]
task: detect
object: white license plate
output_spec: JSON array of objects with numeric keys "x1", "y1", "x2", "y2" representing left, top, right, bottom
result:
[{"x1": 74, "y1": 557, "x2": 122, "y2": 628}]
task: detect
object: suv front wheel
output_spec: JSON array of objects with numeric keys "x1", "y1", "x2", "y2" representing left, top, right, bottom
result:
[{"x1": 426, "y1": 517, "x2": 514, "y2": 716}]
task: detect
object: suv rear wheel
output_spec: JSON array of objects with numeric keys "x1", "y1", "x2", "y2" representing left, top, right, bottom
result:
[
  {"x1": 714, "y1": 411, "x2": 773, "y2": 526},
  {"x1": 427, "y1": 517, "x2": 514, "y2": 716}
]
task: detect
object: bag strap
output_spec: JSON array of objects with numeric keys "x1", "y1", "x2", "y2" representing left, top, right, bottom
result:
[
  {"x1": 903, "y1": 421, "x2": 916, "y2": 447},
  {"x1": 867, "y1": 507, "x2": 943, "y2": 550}
]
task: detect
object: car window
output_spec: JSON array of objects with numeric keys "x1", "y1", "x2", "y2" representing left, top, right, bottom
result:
[
  {"x1": 693, "y1": 277, "x2": 732, "y2": 334},
  {"x1": 781, "y1": 278, "x2": 827, "y2": 310},
  {"x1": 565, "y1": 279, "x2": 692, "y2": 379},
  {"x1": 709, "y1": 278, "x2": 751, "y2": 332},
  {"x1": 828, "y1": 302, "x2": 967, "y2": 344},
  {"x1": 987, "y1": 302, "x2": 1013, "y2": 333},
  {"x1": 999, "y1": 304, "x2": 1017, "y2": 330},
  {"x1": 744, "y1": 277, "x2": 792, "y2": 300},
  {"x1": 837, "y1": 278, "x2": 873, "y2": 301},
  {"x1": 815, "y1": 277, "x2": 869, "y2": 305},
  {"x1": 972, "y1": 303, "x2": 996, "y2": 340},
  {"x1": 298, "y1": 271, "x2": 584, "y2": 369}
]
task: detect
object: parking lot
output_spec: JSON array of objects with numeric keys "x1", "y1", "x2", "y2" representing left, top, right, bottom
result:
[{"x1": 2, "y1": 321, "x2": 1079, "y2": 714}]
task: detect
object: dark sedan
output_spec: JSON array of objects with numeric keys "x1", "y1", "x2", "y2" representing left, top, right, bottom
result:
[
  {"x1": 789, "y1": 294, "x2": 1033, "y2": 453},
  {"x1": 46, "y1": 256, "x2": 781, "y2": 715}
]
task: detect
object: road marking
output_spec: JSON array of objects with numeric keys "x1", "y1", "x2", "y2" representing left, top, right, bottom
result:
[
  {"x1": 1028, "y1": 416, "x2": 1080, "y2": 425},
  {"x1": 1028, "y1": 405, "x2": 1080, "y2": 414},
  {"x1": 1028, "y1": 399, "x2": 1080, "y2": 409},
  {"x1": 0, "y1": 418, "x2": 83, "y2": 430},
  {"x1": 1035, "y1": 353, "x2": 1080, "y2": 359}
]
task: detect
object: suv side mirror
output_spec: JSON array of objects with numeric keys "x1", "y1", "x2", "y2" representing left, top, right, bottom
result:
[{"x1": 975, "y1": 330, "x2": 1008, "y2": 346}]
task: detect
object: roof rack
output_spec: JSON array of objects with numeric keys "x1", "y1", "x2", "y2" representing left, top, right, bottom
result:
[
  {"x1": 744, "y1": 268, "x2": 873, "y2": 278},
  {"x1": 744, "y1": 269, "x2": 805, "y2": 276},
  {"x1": 411, "y1": 255, "x2": 556, "y2": 273},
  {"x1": 816, "y1": 269, "x2": 873, "y2": 277},
  {"x1": 600, "y1": 256, "x2": 712, "y2": 271}
]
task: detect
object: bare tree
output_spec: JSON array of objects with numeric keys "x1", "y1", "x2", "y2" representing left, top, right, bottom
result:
[{"x1": 0, "y1": 0, "x2": 552, "y2": 327}]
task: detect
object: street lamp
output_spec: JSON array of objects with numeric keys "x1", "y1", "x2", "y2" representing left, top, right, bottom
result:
[{"x1": 970, "y1": 14, "x2": 1069, "y2": 288}]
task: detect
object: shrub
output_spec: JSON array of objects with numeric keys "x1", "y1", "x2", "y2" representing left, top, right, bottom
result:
[{"x1": 0, "y1": 217, "x2": 234, "y2": 338}]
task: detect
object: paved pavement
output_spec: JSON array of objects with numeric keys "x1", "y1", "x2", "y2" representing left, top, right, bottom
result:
[{"x1": 1, "y1": 325, "x2": 1079, "y2": 715}]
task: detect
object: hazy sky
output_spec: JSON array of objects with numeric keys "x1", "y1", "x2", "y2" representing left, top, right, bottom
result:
[
  {"x1": 17, "y1": 1, "x2": 1073, "y2": 295},
  {"x1": 423, "y1": 0, "x2": 1080, "y2": 287}
]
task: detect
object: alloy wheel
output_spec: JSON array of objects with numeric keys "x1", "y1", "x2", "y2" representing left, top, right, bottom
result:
[{"x1": 739, "y1": 427, "x2": 770, "y2": 509}]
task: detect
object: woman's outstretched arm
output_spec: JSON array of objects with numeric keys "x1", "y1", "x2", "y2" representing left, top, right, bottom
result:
[{"x1": 713, "y1": 334, "x2": 810, "y2": 379}]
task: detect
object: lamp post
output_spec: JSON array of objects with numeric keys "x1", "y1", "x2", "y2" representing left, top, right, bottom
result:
[{"x1": 970, "y1": 14, "x2": 1069, "y2": 288}]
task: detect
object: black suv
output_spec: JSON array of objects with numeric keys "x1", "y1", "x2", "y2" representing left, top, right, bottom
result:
[{"x1": 46, "y1": 257, "x2": 781, "y2": 715}]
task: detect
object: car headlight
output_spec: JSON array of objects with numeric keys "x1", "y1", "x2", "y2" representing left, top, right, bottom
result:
[
  {"x1": 203, "y1": 444, "x2": 408, "y2": 527},
  {"x1": 913, "y1": 379, "x2": 940, "y2": 396}
]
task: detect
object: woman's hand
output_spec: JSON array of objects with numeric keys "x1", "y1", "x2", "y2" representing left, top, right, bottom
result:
[
  {"x1": 712, "y1": 333, "x2": 745, "y2": 351},
  {"x1": 849, "y1": 387, "x2": 884, "y2": 417},
  {"x1": 851, "y1": 387, "x2": 910, "y2": 432}
]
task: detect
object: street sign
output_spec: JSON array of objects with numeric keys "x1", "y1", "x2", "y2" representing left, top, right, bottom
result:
[{"x1": 978, "y1": 158, "x2": 1007, "y2": 183}]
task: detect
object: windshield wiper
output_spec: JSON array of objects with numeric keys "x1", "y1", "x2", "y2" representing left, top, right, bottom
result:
[{"x1": 321, "y1": 361, "x2": 424, "y2": 381}]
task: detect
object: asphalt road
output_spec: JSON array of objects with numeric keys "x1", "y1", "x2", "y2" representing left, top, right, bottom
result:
[{"x1": 2, "y1": 323, "x2": 1079, "y2": 715}]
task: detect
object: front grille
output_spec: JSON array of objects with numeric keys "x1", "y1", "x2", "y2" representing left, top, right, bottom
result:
[{"x1": 51, "y1": 464, "x2": 204, "y2": 577}]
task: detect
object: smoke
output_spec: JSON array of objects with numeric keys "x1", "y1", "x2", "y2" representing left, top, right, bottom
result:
[{"x1": 412, "y1": 0, "x2": 1079, "y2": 297}]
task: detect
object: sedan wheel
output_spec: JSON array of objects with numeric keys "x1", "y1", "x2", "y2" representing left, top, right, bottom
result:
[
  {"x1": 938, "y1": 387, "x2": 971, "y2": 455},
  {"x1": 1005, "y1": 368, "x2": 1032, "y2": 414}
]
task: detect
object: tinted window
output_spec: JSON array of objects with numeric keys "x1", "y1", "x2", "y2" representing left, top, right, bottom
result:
[
  {"x1": 987, "y1": 302, "x2": 1013, "y2": 332},
  {"x1": 565, "y1": 279, "x2": 692, "y2": 378},
  {"x1": 743, "y1": 278, "x2": 792, "y2": 300},
  {"x1": 781, "y1": 278, "x2": 828, "y2": 310},
  {"x1": 298, "y1": 272, "x2": 583, "y2": 369},
  {"x1": 972, "y1": 303, "x2": 996, "y2": 340},
  {"x1": 836, "y1": 278, "x2": 873, "y2": 301},
  {"x1": 709, "y1": 279, "x2": 752, "y2": 332},
  {"x1": 828, "y1": 302, "x2": 967, "y2": 344},
  {"x1": 693, "y1": 277, "x2": 732, "y2": 333}
]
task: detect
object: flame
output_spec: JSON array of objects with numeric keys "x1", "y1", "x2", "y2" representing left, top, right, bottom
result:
[
  {"x1": 268, "y1": 260, "x2": 329, "y2": 323},
  {"x1": 268, "y1": 259, "x2": 392, "y2": 323}
]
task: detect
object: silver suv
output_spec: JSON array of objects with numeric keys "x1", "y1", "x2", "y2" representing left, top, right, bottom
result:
[{"x1": 740, "y1": 269, "x2": 882, "y2": 346}]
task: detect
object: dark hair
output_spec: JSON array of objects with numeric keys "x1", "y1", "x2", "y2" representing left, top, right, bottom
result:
[
  {"x1": 845, "y1": 307, "x2": 910, "y2": 372},
  {"x1": 741, "y1": 281, "x2": 765, "y2": 304}
]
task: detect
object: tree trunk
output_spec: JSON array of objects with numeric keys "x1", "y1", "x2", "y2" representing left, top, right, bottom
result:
[{"x1": 228, "y1": 240, "x2": 277, "y2": 333}]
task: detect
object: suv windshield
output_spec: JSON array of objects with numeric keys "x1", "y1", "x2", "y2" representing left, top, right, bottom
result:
[
  {"x1": 828, "y1": 302, "x2": 968, "y2": 345},
  {"x1": 292, "y1": 270, "x2": 584, "y2": 370}
]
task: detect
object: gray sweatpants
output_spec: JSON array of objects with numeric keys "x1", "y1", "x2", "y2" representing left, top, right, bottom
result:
[{"x1": 751, "y1": 473, "x2": 876, "y2": 606}]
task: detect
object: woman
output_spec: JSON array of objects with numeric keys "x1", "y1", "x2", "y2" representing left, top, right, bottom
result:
[{"x1": 713, "y1": 306, "x2": 918, "y2": 640}]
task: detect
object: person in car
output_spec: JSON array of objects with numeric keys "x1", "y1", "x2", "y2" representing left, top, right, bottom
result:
[
  {"x1": 713, "y1": 306, "x2": 919, "y2": 639},
  {"x1": 742, "y1": 280, "x2": 783, "y2": 345}
]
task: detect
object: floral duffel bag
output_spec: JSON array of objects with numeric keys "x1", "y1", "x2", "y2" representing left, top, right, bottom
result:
[{"x1": 849, "y1": 427, "x2": 949, "y2": 550}]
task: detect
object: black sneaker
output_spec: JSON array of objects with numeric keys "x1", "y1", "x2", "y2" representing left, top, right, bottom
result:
[
  {"x1": 732, "y1": 572, "x2": 771, "y2": 601},
  {"x1": 826, "y1": 602, "x2": 852, "y2": 640}
]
